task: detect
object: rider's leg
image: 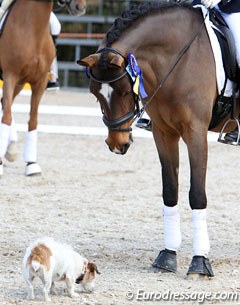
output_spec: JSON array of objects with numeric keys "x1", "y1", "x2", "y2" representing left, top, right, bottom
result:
[
  {"x1": 47, "y1": 13, "x2": 61, "y2": 90},
  {"x1": 219, "y1": 10, "x2": 240, "y2": 142}
]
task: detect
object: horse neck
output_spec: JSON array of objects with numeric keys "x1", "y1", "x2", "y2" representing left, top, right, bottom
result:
[
  {"x1": 113, "y1": 8, "x2": 201, "y2": 63},
  {"x1": 111, "y1": 8, "x2": 202, "y2": 90}
]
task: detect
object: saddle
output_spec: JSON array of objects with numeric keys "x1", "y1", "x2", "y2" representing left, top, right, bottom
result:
[
  {"x1": 208, "y1": 8, "x2": 240, "y2": 129},
  {"x1": 0, "y1": 0, "x2": 15, "y2": 35}
]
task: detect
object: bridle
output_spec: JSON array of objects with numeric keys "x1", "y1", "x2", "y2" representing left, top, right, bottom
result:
[
  {"x1": 86, "y1": 13, "x2": 207, "y2": 133},
  {"x1": 37, "y1": 0, "x2": 73, "y2": 5},
  {"x1": 87, "y1": 47, "x2": 142, "y2": 132}
]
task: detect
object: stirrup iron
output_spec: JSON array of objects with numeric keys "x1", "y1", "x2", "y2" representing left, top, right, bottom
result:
[{"x1": 218, "y1": 118, "x2": 240, "y2": 145}]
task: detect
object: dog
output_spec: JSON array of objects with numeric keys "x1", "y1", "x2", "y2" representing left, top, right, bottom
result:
[{"x1": 22, "y1": 237, "x2": 100, "y2": 301}]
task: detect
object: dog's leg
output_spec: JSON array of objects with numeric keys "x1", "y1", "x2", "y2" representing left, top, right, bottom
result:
[
  {"x1": 24, "y1": 273, "x2": 35, "y2": 300},
  {"x1": 65, "y1": 277, "x2": 79, "y2": 298},
  {"x1": 26, "y1": 279, "x2": 35, "y2": 300},
  {"x1": 41, "y1": 272, "x2": 52, "y2": 302},
  {"x1": 50, "y1": 282, "x2": 57, "y2": 295}
]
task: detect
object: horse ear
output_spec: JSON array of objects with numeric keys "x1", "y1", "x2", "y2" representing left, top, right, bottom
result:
[
  {"x1": 109, "y1": 55, "x2": 125, "y2": 69},
  {"x1": 77, "y1": 54, "x2": 101, "y2": 67}
]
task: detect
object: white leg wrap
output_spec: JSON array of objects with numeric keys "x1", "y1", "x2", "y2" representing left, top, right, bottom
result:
[
  {"x1": 24, "y1": 130, "x2": 37, "y2": 163},
  {"x1": 192, "y1": 209, "x2": 210, "y2": 257},
  {"x1": 0, "y1": 123, "x2": 10, "y2": 158},
  {"x1": 163, "y1": 205, "x2": 182, "y2": 251},
  {"x1": 9, "y1": 116, "x2": 18, "y2": 142}
]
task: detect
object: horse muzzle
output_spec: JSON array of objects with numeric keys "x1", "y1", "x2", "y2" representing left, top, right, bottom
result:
[
  {"x1": 105, "y1": 132, "x2": 133, "y2": 155},
  {"x1": 64, "y1": 0, "x2": 86, "y2": 16}
]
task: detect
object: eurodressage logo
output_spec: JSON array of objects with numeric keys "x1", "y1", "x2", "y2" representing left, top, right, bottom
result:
[
  {"x1": 125, "y1": 289, "x2": 240, "y2": 303},
  {"x1": 126, "y1": 52, "x2": 148, "y2": 99}
]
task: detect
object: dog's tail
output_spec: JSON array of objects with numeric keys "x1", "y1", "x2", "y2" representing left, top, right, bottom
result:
[{"x1": 31, "y1": 260, "x2": 41, "y2": 272}]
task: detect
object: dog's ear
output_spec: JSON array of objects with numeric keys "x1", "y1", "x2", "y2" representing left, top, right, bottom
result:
[{"x1": 87, "y1": 262, "x2": 101, "y2": 275}]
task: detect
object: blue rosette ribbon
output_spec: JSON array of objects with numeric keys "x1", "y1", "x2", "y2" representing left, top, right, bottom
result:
[{"x1": 126, "y1": 52, "x2": 148, "y2": 99}]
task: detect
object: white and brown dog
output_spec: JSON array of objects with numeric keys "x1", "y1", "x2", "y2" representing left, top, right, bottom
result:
[{"x1": 22, "y1": 237, "x2": 100, "y2": 301}]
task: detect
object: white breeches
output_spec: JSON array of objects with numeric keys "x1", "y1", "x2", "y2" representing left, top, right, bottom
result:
[
  {"x1": 216, "y1": 6, "x2": 240, "y2": 67},
  {"x1": 50, "y1": 12, "x2": 61, "y2": 36}
]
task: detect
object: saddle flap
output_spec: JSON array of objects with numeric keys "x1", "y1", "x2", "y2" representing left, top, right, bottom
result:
[{"x1": 209, "y1": 8, "x2": 238, "y2": 81}]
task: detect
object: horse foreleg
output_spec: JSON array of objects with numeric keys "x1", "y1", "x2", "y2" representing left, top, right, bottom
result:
[
  {"x1": 152, "y1": 130, "x2": 181, "y2": 273},
  {"x1": 24, "y1": 82, "x2": 46, "y2": 176},
  {"x1": 183, "y1": 127, "x2": 214, "y2": 278}
]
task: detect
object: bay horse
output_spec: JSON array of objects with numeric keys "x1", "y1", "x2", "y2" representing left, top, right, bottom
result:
[
  {"x1": 0, "y1": 0, "x2": 86, "y2": 176},
  {"x1": 78, "y1": 1, "x2": 239, "y2": 277}
]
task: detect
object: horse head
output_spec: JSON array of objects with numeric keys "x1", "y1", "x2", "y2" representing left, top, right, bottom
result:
[
  {"x1": 58, "y1": 0, "x2": 86, "y2": 16},
  {"x1": 79, "y1": 48, "x2": 139, "y2": 155}
]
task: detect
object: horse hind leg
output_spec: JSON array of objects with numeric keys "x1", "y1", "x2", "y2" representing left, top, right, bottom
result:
[
  {"x1": 0, "y1": 77, "x2": 17, "y2": 175},
  {"x1": 24, "y1": 130, "x2": 41, "y2": 176},
  {"x1": 4, "y1": 84, "x2": 25, "y2": 163},
  {"x1": 24, "y1": 80, "x2": 47, "y2": 176},
  {"x1": 4, "y1": 116, "x2": 18, "y2": 162}
]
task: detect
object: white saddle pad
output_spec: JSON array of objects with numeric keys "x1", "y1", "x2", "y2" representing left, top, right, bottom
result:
[{"x1": 198, "y1": 5, "x2": 233, "y2": 97}]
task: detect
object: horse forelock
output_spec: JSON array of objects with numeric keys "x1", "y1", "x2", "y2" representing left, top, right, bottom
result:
[
  {"x1": 98, "y1": 51, "x2": 109, "y2": 71},
  {"x1": 106, "y1": 1, "x2": 194, "y2": 45}
]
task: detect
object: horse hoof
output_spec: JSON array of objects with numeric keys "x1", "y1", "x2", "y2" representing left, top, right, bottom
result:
[
  {"x1": 187, "y1": 273, "x2": 211, "y2": 280},
  {"x1": 187, "y1": 256, "x2": 214, "y2": 278},
  {"x1": 25, "y1": 162, "x2": 42, "y2": 176},
  {"x1": 4, "y1": 141, "x2": 17, "y2": 162},
  {"x1": 152, "y1": 249, "x2": 177, "y2": 273}
]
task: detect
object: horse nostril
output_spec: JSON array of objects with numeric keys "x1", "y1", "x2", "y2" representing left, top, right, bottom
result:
[
  {"x1": 76, "y1": 4, "x2": 85, "y2": 11},
  {"x1": 120, "y1": 143, "x2": 130, "y2": 155}
]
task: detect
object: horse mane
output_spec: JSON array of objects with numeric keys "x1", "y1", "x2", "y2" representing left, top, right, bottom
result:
[
  {"x1": 98, "y1": 1, "x2": 194, "y2": 70},
  {"x1": 106, "y1": 1, "x2": 193, "y2": 45}
]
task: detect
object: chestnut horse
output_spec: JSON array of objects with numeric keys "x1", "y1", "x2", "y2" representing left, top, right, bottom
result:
[
  {"x1": 0, "y1": 0, "x2": 86, "y2": 176},
  {"x1": 78, "y1": 2, "x2": 239, "y2": 277}
]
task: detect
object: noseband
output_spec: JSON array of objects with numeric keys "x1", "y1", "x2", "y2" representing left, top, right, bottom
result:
[{"x1": 87, "y1": 47, "x2": 141, "y2": 132}]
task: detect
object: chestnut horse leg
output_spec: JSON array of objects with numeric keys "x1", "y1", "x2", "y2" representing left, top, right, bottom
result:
[
  {"x1": 151, "y1": 128, "x2": 181, "y2": 273},
  {"x1": 4, "y1": 84, "x2": 24, "y2": 162},
  {"x1": 182, "y1": 124, "x2": 213, "y2": 277},
  {"x1": 23, "y1": 78, "x2": 47, "y2": 176},
  {"x1": 0, "y1": 75, "x2": 17, "y2": 175}
]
